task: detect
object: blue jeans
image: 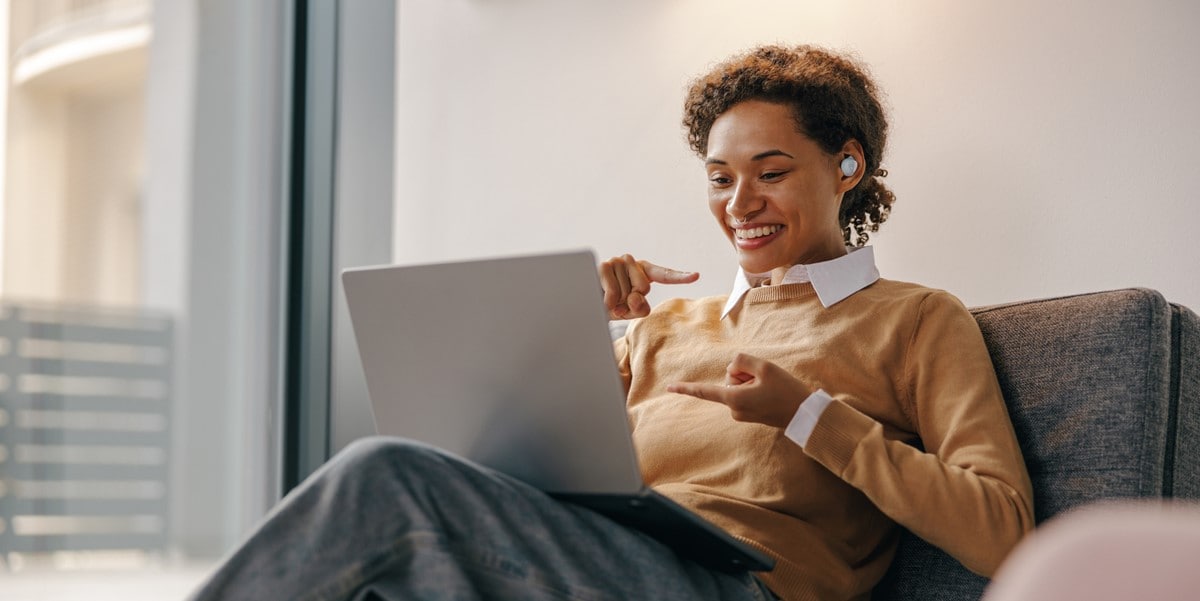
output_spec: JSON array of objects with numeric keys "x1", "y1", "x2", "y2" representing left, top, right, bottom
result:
[{"x1": 187, "y1": 437, "x2": 777, "y2": 601}]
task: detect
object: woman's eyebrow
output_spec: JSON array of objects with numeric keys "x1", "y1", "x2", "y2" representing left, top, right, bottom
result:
[
  {"x1": 751, "y1": 149, "x2": 794, "y2": 161},
  {"x1": 705, "y1": 149, "x2": 795, "y2": 165}
]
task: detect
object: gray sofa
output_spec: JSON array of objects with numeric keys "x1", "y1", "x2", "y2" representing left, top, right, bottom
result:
[{"x1": 875, "y1": 288, "x2": 1199, "y2": 600}]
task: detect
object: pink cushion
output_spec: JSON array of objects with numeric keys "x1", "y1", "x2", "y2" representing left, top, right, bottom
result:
[{"x1": 983, "y1": 501, "x2": 1200, "y2": 601}]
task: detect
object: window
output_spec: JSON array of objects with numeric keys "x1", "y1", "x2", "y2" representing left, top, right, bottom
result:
[{"x1": 0, "y1": 0, "x2": 290, "y2": 597}]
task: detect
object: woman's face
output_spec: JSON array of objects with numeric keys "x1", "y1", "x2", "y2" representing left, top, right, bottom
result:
[{"x1": 704, "y1": 100, "x2": 858, "y2": 276}]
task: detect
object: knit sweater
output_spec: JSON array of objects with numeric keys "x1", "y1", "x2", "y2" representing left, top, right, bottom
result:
[{"x1": 614, "y1": 279, "x2": 1035, "y2": 601}]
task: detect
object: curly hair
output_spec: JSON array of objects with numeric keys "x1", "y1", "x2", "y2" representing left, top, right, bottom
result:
[{"x1": 682, "y1": 45, "x2": 895, "y2": 247}]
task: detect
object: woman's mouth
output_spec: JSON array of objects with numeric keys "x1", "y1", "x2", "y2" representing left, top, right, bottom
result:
[
  {"x1": 733, "y1": 224, "x2": 783, "y2": 249},
  {"x1": 734, "y1": 225, "x2": 782, "y2": 240}
]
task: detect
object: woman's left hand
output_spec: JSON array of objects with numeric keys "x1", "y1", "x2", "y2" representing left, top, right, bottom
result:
[{"x1": 667, "y1": 353, "x2": 811, "y2": 428}]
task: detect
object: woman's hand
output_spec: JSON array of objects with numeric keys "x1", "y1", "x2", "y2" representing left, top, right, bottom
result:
[
  {"x1": 598, "y1": 254, "x2": 699, "y2": 320},
  {"x1": 668, "y1": 353, "x2": 812, "y2": 428}
]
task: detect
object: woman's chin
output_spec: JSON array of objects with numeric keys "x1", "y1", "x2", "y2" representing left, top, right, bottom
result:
[{"x1": 736, "y1": 257, "x2": 781, "y2": 275}]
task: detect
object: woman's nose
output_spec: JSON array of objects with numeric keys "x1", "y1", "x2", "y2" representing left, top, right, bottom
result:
[{"x1": 726, "y1": 182, "x2": 761, "y2": 220}]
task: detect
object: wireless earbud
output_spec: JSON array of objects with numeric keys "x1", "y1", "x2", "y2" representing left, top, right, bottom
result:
[{"x1": 840, "y1": 155, "x2": 858, "y2": 178}]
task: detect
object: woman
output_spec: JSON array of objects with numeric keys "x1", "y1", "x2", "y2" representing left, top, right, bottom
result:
[
  {"x1": 600, "y1": 44, "x2": 1033, "y2": 599},
  {"x1": 189, "y1": 45, "x2": 1033, "y2": 601}
]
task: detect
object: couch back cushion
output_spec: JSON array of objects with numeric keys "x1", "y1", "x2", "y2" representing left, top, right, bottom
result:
[
  {"x1": 1172, "y1": 303, "x2": 1200, "y2": 499},
  {"x1": 875, "y1": 288, "x2": 1192, "y2": 600}
]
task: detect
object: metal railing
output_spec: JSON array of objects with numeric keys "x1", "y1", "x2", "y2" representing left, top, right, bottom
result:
[{"x1": 0, "y1": 301, "x2": 172, "y2": 557}]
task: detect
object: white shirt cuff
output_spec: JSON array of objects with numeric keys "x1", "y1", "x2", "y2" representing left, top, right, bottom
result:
[{"x1": 784, "y1": 388, "x2": 835, "y2": 448}]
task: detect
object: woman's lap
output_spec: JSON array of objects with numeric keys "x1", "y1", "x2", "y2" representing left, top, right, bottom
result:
[{"x1": 188, "y1": 436, "x2": 773, "y2": 601}]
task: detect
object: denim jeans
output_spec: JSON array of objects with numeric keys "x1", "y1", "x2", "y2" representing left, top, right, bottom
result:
[{"x1": 187, "y1": 437, "x2": 777, "y2": 601}]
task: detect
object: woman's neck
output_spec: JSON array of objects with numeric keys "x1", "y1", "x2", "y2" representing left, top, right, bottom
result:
[
  {"x1": 767, "y1": 246, "x2": 848, "y2": 286},
  {"x1": 767, "y1": 266, "x2": 793, "y2": 286}
]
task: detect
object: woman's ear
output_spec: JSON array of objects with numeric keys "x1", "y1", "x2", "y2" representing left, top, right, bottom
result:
[{"x1": 835, "y1": 139, "x2": 866, "y2": 194}]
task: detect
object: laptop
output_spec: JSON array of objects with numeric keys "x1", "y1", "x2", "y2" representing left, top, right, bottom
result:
[{"x1": 341, "y1": 249, "x2": 774, "y2": 573}]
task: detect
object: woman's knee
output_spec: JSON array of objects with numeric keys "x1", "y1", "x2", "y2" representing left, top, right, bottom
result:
[
  {"x1": 334, "y1": 436, "x2": 448, "y2": 475},
  {"x1": 325, "y1": 436, "x2": 484, "y2": 497}
]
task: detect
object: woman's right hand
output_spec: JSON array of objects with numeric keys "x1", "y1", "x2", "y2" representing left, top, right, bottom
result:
[{"x1": 598, "y1": 255, "x2": 699, "y2": 320}]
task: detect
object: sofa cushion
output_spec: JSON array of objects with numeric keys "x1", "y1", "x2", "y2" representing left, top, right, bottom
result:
[
  {"x1": 874, "y1": 288, "x2": 1199, "y2": 600},
  {"x1": 1171, "y1": 303, "x2": 1200, "y2": 498}
]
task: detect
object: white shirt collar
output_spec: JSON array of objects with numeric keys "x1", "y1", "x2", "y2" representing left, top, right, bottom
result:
[{"x1": 720, "y1": 246, "x2": 880, "y2": 318}]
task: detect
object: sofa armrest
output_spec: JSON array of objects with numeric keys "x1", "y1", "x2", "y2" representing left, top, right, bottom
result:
[{"x1": 876, "y1": 288, "x2": 1200, "y2": 601}]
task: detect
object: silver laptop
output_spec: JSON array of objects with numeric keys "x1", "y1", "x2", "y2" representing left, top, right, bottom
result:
[{"x1": 341, "y1": 249, "x2": 773, "y2": 573}]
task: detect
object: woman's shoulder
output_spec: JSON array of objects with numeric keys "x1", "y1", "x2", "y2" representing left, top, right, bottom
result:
[
  {"x1": 652, "y1": 294, "x2": 728, "y2": 313},
  {"x1": 859, "y1": 278, "x2": 969, "y2": 312},
  {"x1": 645, "y1": 294, "x2": 728, "y2": 326},
  {"x1": 625, "y1": 294, "x2": 726, "y2": 337}
]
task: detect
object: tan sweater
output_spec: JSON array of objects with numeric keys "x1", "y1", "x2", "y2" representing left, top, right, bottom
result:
[{"x1": 614, "y1": 279, "x2": 1034, "y2": 601}]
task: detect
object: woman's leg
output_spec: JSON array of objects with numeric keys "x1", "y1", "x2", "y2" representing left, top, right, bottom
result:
[{"x1": 187, "y1": 436, "x2": 773, "y2": 601}]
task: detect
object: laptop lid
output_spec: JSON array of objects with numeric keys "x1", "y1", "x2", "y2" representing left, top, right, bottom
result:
[
  {"x1": 341, "y1": 249, "x2": 643, "y2": 495},
  {"x1": 343, "y1": 249, "x2": 776, "y2": 573}
]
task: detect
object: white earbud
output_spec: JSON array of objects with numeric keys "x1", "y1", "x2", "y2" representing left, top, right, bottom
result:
[{"x1": 840, "y1": 155, "x2": 858, "y2": 178}]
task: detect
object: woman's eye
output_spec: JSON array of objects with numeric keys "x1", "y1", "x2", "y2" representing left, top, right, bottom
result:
[
  {"x1": 761, "y1": 171, "x2": 787, "y2": 181},
  {"x1": 709, "y1": 175, "x2": 732, "y2": 186}
]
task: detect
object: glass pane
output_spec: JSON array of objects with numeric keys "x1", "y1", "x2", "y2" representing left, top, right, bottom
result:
[{"x1": 0, "y1": 1, "x2": 278, "y2": 597}]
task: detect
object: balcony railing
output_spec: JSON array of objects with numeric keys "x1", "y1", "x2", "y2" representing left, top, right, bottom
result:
[
  {"x1": 8, "y1": 0, "x2": 151, "y2": 84},
  {"x1": 0, "y1": 301, "x2": 172, "y2": 560}
]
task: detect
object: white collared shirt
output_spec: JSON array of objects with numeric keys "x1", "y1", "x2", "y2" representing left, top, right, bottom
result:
[
  {"x1": 719, "y1": 246, "x2": 882, "y2": 447},
  {"x1": 721, "y1": 246, "x2": 880, "y2": 318}
]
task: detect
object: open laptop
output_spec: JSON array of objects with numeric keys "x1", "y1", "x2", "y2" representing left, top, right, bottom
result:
[{"x1": 341, "y1": 249, "x2": 774, "y2": 573}]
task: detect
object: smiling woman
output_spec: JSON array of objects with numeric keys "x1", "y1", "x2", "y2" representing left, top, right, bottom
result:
[
  {"x1": 684, "y1": 45, "x2": 895, "y2": 253},
  {"x1": 703, "y1": 100, "x2": 852, "y2": 275},
  {"x1": 601, "y1": 44, "x2": 1034, "y2": 600}
]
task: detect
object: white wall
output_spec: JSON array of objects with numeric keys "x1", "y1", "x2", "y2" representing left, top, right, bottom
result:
[
  {"x1": 63, "y1": 82, "x2": 144, "y2": 305},
  {"x1": 395, "y1": 0, "x2": 1200, "y2": 312},
  {"x1": 3, "y1": 89, "x2": 68, "y2": 300}
]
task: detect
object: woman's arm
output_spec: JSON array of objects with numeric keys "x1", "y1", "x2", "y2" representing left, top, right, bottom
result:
[
  {"x1": 670, "y1": 291, "x2": 1035, "y2": 576},
  {"x1": 803, "y1": 291, "x2": 1035, "y2": 576}
]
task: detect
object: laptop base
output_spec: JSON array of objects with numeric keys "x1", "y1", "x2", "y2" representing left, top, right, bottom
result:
[{"x1": 553, "y1": 491, "x2": 775, "y2": 573}]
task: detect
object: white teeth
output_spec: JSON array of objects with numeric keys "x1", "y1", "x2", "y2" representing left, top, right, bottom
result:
[{"x1": 735, "y1": 225, "x2": 781, "y2": 240}]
